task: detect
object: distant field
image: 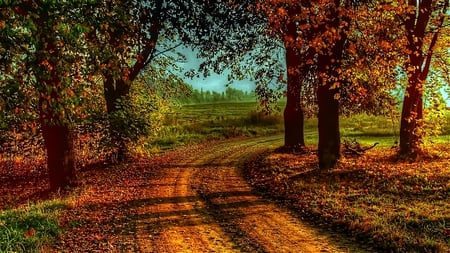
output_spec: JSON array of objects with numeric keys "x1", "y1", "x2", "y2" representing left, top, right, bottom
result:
[
  {"x1": 148, "y1": 102, "x2": 284, "y2": 151},
  {"x1": 147, "y1": 102, "x2": 450, "y2": 151},
  {"x1": 174, "y1": 102, "x2": 266, "y2": 123}
]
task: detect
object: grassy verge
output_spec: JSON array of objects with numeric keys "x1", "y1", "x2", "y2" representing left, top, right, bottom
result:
[
  {"x1": 0, "y1": 200, "x2": 67, "y2": 252},
  {"x1": 246, "y1": 147, "x2": 450, "y2": 252}
]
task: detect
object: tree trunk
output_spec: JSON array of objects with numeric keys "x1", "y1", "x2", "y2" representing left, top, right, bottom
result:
[
  {"x1": 103, "y1": 75, "x2": 130, "y2": 162},
  {"x1": 315, "y1": 2, "x2": 348, "y2": 170},
  {"x1": 283, "y1": 99, "x2": 305, "y2": 147},
  {"x1": 399, "y1": 74, "x2": 423, "y2": 158},
  {"x1": 39, "y1": 92, "x2": 76, "y2": 190},
  {"x1": 398, "y1": 0, "x2": 445, "y2": 158},
  {"x1": 317, "y1": 81, "x2": 340, "y2": 170},
  {"x1": 40, "y1": 119, "x2": 77, "y2": 191},
  {"x1": 104, "y1": 75, "x2": 130, "y2": 114},
  {"x1": 36, "y1": 32, "x2": 77, "y2": 190},
  {"x1": 283, "y1": 43, "x2": 305, "y2": 148},
  {"x1": 101, "y1": 1, "x2": 162, "y2": 162}
]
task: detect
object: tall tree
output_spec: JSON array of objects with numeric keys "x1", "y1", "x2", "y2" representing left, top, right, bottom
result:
[
  {"x1": 86, "y1": 0, "x2": 263, "y2": 160},
  {"x1": 313, "y1": 1, "x2": 351, "y2": 169},
  {"x1": 281, "y1": 4, "x2": 310, "y2": 149},
  {"x1": 237, "y1": 2, "x2": 308, "y2": 149},
  {"x1": 259, "y1": 0, "x2": 398, "y2": 168},
  {"x1": 82, "y1": 0, "x2": 164, "y2": 161},
  {"x1": 399, "y1": 0, "x2": 449, "y2": 158},
  {"x1": 1, "y1": 1, "x2": 95, "y2": 190},
  {"x1": 284, "y1": 41, "x2": 306, "y2": 148}
]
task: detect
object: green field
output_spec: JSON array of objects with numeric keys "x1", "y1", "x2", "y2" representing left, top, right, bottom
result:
[
  {"x1": 149, "y1": 102, "x2": 450, "y2": 151},
  {"x1": 150, "y1": 102, "x2": 285, "y2": 150}
]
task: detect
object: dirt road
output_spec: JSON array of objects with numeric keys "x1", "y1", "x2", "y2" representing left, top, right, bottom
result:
[{"x1": 54, "y1": 135, "x2": 372, "y2": 252}]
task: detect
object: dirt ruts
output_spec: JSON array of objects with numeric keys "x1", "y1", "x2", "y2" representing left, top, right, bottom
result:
[{"x1": 53, "y1": 135, "x2": 372, "y2": 252}]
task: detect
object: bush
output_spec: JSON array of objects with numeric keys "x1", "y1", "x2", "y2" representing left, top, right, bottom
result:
[{"x1": 245, "y1": 110, "x2": 282, "y2": 126}]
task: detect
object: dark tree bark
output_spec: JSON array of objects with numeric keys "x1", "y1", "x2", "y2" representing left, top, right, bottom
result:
[
  {"x1": 38, "y1": 49, "x2": 77, "y2": 190},
  {"x1": 40, "y1": 116, "x2": 76, "y2": 191},
  {"x1": 316, "y1": 79, "x2": 340, "y2": 169},
  {"x1": 104, "y1": 76, "x2": 131, "y2": 114},
  {"x1": 399, "y1": 74, "x2": 423, "y2": 157},
  {"x1": 283, "y1": 22, "x2": 305, "y2": 149},
  {"x1": 315, "y1": 0, "x2": 351, "y2": 169},
  {"x1": 283, "y1": 81, "x2": 305, "y2": 148},
  {"x1": 399, "y1": 0, "x2": 447, "y2": 158},
  {"x1": 101, "y1": 1, "x2": 162, "y2": 162},
  {"x1": 12, "y1": 2, "x2": 79, "y2": 191},
  {"x1": 103, "y1": 76, "x2": 131, "y2": 162}
]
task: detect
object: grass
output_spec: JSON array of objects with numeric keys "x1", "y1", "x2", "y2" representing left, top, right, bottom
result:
[
  {"x1": 0, "y1": 200, "x2": 67, "y2": 252},
  {"x1": 148, "y1": 102, "x2": 285, "y2": 151},
  {"x1": 246, "y1": 146, "x2": 450, "y2": 252},
  {"x1": 144, "y1": 102, "x2": 450, "y2": 152}
]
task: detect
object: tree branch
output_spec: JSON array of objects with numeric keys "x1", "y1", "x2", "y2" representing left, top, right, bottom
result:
[
  {"x1": 151, "y1": 42, "x2": 183, "y2": 61},
  {"x1": 420, "y1": 0, "x2": 449, "y2": 81}
]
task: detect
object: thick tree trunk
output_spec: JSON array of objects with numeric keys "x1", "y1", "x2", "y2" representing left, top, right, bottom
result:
[
  {"x1": 283, "y1": 45, "x2": 305, "y2": 148},
  {"x1": 398, "y1": 0, "x2": 444, "y2": 158},
  {"x1": 104, "y1": 75, "x2": 130, "y2": 114},
  {"x1": 398, "y1": 0, "x2": 425, "y2": 158},
  {"x1": 36, "y1": 32, "x2": 77, "y2": 190},
  {"x1": 39, "y1": 93, "x2": 76, "y2": 190},
  {"x1": 41, "y1": 120, "x2": 76, "y2": 190},
  {"x1": 283, "y1": 101, "x2": 305, "y2": 147},
  {"x1": 101, "y1": 1, "x2": 162, "y2": 162},
  {"x1": 399, "y1": 73, "x2": 424, "y2": 157},
  {"x1": 315, "y1": 2, "x2": 348, "y2": 170},
  {"x1": 317, "y1": 82, "x2": 340, "y2": 170}
]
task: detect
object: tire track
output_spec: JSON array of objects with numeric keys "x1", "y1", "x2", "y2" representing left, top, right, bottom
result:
[
  {"x1": 188, "y1": 136, "x2": 372, "y2": 253},
  {"x1": 133, "y1": 145, "x2": 241, "y2": 253}
]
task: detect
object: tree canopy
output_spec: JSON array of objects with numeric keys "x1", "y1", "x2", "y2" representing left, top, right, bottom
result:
[{"x1": 0, "y1": 0, "x2": 449, "y2": 189}]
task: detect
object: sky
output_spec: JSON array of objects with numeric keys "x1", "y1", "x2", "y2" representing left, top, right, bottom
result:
[{"x1": 175, "y1": 46, "x2": 257, "y2": 93}]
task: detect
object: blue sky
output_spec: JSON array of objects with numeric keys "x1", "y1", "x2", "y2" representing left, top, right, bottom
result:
[{"x1": 176, "y1": 46, "x2": 256, "y2": 93}]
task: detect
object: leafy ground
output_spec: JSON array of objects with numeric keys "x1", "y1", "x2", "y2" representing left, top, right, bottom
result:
[{"x1": 246, "y1": 145, "x2": 450, "y2": 252}]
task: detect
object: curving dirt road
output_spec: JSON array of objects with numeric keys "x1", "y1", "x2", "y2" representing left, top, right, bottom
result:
[{"x1": 54, "y1": 135, "x2": 372, "y2": 252}]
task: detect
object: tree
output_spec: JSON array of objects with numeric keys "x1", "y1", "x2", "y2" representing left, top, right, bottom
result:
[
  {"x1": 1, "y1": 1, "x2": 95, "y2": 190},
  {"x1": 263, "y1": 0, "x2": 351, "y2": 169},
  {"x1": 84, "y1": 0, "x2": 264, "y2": 161},
  {"x1": 313, "y1": 1, "x2": 352, "y2": 169},
  {"x1": 258, "y1": 0, "x2": 401, "y2": 168},
  {"x1": 398, "y1": 0, "x2": 449, "y2": 158},
  {"x1": 282, "y1": 5, "x2": 307, "y2": 149},
  {"x1": 80, "y1": 0, "x2": 162, "y2": 161}
]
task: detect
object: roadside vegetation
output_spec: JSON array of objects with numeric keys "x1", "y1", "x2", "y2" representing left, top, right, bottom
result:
[
  {"x1": 246, "y1": 111, "x2": 450, "y2": 252},
  {"x1": 0, "y1": 200, "x2": 67, "y2": 252},
  {"x1": 149, "y1": 102, "x2": 283, "y2": 152},
  {"x1": 1, "y1": 1, "x2": 449, "y2": 252}
]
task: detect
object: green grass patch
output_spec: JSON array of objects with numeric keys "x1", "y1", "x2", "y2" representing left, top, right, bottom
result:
[{"x1": 0, "y1": 200, "x2": 67, "y2": 252}]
